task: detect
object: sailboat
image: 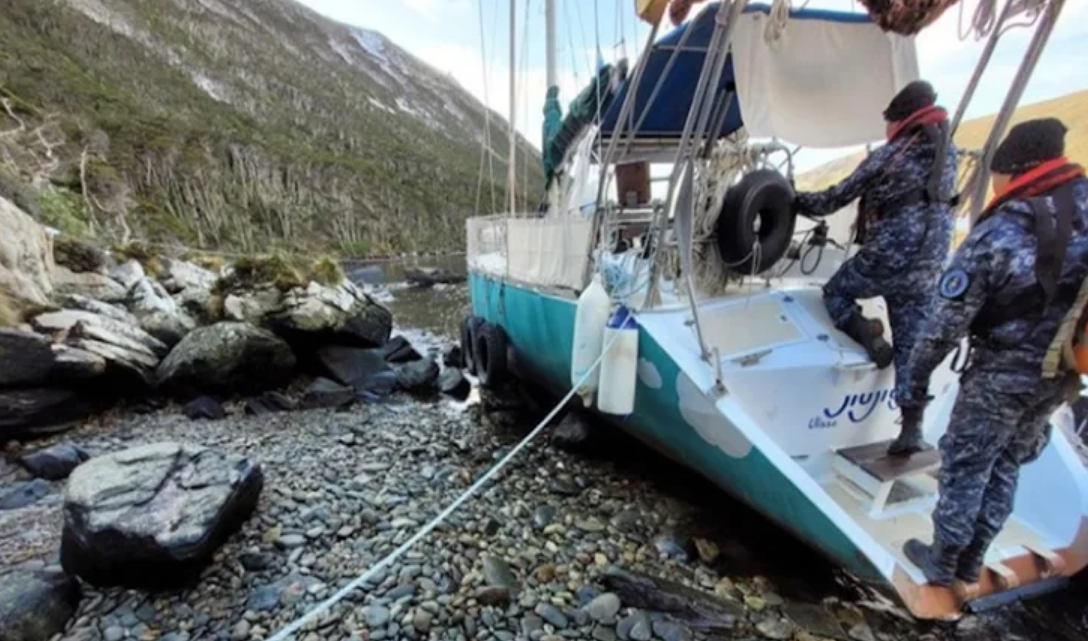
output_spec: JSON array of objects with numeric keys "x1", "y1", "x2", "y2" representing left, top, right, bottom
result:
[{"x1": 462, "y1": 0, "x2": 1087, "y2": 620}]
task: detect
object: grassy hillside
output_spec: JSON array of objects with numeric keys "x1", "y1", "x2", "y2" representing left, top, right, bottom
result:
[
  {"x1": 797, "y1": 89, "x2": 1088, "y2": 192},
  {"x1": 0, "y1": 0, "x2": 543, "y2": 257}
]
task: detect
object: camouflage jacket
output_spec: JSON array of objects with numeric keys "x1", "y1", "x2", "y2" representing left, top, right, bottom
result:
[
  {"x1": 904, "y1": 177, "x2": 1088, "y2": 403},
  {"x1": 796, "y1": 131, "x2": 959, "y2": 270}
]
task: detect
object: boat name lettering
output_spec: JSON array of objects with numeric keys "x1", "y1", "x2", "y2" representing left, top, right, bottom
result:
[{"x1": 814, "y1": 389, "x2": 898, "y2": 427}]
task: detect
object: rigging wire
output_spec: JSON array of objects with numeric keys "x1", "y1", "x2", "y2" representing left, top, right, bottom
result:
[
  {"x1": 560, "y1": 0, "x2": 584, "y2": 83},
  {"x1": 475, "y1": 0, "x2": 498, "y2": 215}
]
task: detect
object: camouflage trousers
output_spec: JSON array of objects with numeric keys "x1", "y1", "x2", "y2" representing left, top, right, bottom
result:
[
  {"x1": 932, "y1": 370, "x2": 1067, "y2": 549},
  {"x1": 823, "y1": 250, "x2": 936, "y2": 403}
]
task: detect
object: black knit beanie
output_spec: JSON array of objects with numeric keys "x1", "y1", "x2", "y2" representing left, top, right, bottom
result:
[
  {"x1": 884, "y1": 80, "x2": 937, "y2": 122},
  {"x1": 990, "y1": 118, "x2": 1068, "y2": 175}
]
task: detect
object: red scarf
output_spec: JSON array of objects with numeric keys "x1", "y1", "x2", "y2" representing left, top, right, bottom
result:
[
  {"x1": 887, "y1": 105, "x2": 948, "y2": 141},
  {"x1": 981, "y1": 157, "x2": 1086, "y2": 219}
]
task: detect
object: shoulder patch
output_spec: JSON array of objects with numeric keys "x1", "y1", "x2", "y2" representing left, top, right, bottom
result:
[{"x1": 938, "y1": 268, "x2": 970, "y2": 300}]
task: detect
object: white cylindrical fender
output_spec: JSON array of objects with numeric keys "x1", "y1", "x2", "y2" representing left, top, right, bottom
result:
[
  {"x1": 598, "y1": 306, "x2": 639, "y2": 416},
  {"x1": 571, "y1": 274, "x2": 611, "y2": 404}
]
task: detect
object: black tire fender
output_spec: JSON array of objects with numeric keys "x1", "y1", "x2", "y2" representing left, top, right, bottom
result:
[
  {"x1": 716, "y1": 168, "x2": 797, "y2": 274},
  {"x1": 460, "y1": 316, "x2": 484, "y2": 375},
  {"x1": 473, "y1": 322, "x2": 509, "y2": 388}
]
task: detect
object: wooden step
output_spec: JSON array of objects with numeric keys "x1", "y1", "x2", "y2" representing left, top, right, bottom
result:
[{"x1": 837, "y1": 440, "x2": 941, "y2": 483}]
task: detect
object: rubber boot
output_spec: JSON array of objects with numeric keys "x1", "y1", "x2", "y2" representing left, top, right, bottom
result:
[
  {"x1": 904, "y1": 539, "x2": 962, "y2": 587},
  {"x1": 955, "y1": 539, "x2": 988, "y2": 584},
  {"x1": 888, "y1": 406, "x2": 927, "y2": 457},
  {"x1": 841, "y1": 313, "x2": 894, "y2": 369}
]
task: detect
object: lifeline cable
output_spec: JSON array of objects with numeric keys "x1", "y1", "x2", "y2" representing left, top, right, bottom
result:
[{"x1": 263, "y1": 330, "x2": 625, "y2": 641}]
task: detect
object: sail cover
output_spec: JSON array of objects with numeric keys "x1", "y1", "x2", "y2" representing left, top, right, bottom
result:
[
  {"x1": 601, "y1": 3, "x2": 919, "y2": 147},
  {"x1": 731, "y1": 5, "x2": 919, "y2": 147}
]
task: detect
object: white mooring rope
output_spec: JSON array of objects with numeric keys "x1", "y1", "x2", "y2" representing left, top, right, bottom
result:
[{"x1": 263, "y1": 330, "x2": 624, "y2": 641}]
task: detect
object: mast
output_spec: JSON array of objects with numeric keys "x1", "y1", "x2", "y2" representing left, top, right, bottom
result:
[
  {"x1": 542, "y1": 0, "x2": 563, "y2": 207},
  {"x1": 545, "y1": 0, "x2": 557, "y2": 88},
  {"x1": 508, "y1": 0, "x2": 518, "y2": 215}
]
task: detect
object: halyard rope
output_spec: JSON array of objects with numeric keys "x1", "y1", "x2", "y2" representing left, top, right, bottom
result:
[{"x1": 264, "y1": 330, "x2": 624, "y2": 641}]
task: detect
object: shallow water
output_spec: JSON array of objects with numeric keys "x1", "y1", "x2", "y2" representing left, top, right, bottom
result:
[{"x1": 363, "y1": 257, "x2": 1088, "y2": 639}]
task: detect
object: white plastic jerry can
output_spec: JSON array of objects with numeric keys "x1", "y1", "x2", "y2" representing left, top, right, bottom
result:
[
  {"x1": 571, "y1": 274, "x2": 611, "y2": 405},
  {"x1": 598, "y1": 305, "x2": 639, "y2": 416}
]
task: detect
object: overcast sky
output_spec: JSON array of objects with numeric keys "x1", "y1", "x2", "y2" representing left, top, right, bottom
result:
[{"x1": 297, "y1": 0, "x2": 1088, "y2": 171}]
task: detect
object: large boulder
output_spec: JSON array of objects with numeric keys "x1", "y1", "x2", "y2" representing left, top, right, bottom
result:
[
  {"x1": 52, "y1": 266, "x2": 126, "y2": 304},
  {"x1": 156, "y1": 322, "x2": 297, "y2": 398},
  {"x1": 161, "y1": 259, "x2": 216, "y2": 294},
  {"x1": 316, "y1": 345, "x2": 395, "y2": 400},
  {"x1": 56, "y1": 294, "x2": 138, "y2": 325},
  {"x1": 0, "y1": 329, "x2": 55, "y2": 386},
  {"x1": 0, "y1": 197, "x2": 54, "y2": 307},
  {"x1": 32, "y1": 309, "x2": 168, "y2": 357},
  {"x1": 50, "y1": 344, "x2": 108, "y2": 381},
  {"x1": 0, "y1": 569, "x2": 81, "y2": 641},
  {"x1": 175, "y1": 286, "x2": 219, "y2": 325},
  {"x1": 270, "y1": 281, "x2": 392, "y2": 348},
  {"x1": 64, "y1": 321, "x2": 161, "y2": 386},
  {"x1": 0, "y1": 388, "x2": 103, "y2": 441},
  {"x1": 60, "y1": 442, "x2": 263, "y2": 588},
  {"x1": 18, "y1": 443, "x2": 91, "y2": 480},
  {"x1": 394, "y1": 358, "x2": 439, "y2": 392},
  {"x1": 128, "y1": 278, "x2": 195, "y2": 347}
]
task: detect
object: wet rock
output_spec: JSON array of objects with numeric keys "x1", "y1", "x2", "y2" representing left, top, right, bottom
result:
[
  {"x1": 0, "y1": 569, "x2": 81, "y2": 641},
  {"x1": 244, "y1": 391, "x2": 296, "y2": 416},
  {"x1": 299, "y1": 377, "x2": 356, "y2": 410},
  {"x1": 442, "y1": 346, "x2": 462, "y2": 368},
  {"x1": 0, "y1": 388, "x2": 103, "y2": 441},
  {"x1": 161, "y1": 259, "x2": 216, "y2": 294},
  {"x1": 652, "y1": 620, "x2": 692, "y2": 641},
  {"x1": 182, "y1": 396, "x2": 227, "y2": 421},
  {"x1": 53, "y1": 266, "x2": 126, "y2": 303},
  {"x1": 756, "y1": 618, "x2": 794, "y2": 640},
  {"x1": 0, "y1": 479, "x2": 53, "y2": 510},
  {"x1": 381, "y1": 336, "x2": 422, "y2": 363},
  {"x1": 482, "y1": 555, "x2": 521, "y2": 597},
  {"x1": 60, "y1": 442, "x2": 263, "y2": 588},
  {"x1": 583, "y1": 593, "x2": 621, "y2": 624},
  {"x1": 535, "y1": 603, "x2": 568, "y2": 629},
  {"x1": 533, "y1": 505, "x2": 557, "y2": 530},
  {"x1": 109, "y1": 260, "x2": 145, "y2": 290},
  {"x1": 394, "y1": 358, "x2": 439, "y2": 392},
  {"x1": 270, "y1": 281, "x2": 392, "y2": 348},
  {"x1": 156, "y1": 322, "x2": 296, "y2": 399},
  {"x1": 316, "y1": 345, "x2": 395, "y2": 400},
  {"x1": 0, "y1": 329, "x2": 54, "y2": 386},
  {"x1": 17, "y1": 443, "x2": 91, "y2": 480},
  {"x1": 552, "y1": 412, "x2": 595, "y2": 451},
  {"x1": 438, "y1": 368, "x2": 470, "y2": 399}
]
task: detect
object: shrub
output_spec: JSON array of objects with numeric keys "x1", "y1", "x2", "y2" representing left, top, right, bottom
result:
[
  {"x1": 215, "y1": 252, "x2": 305, "y2": 293},
  {"x1": 308, "y1": 255, "x2": 344, "y2": 287},
  {"x1": 54, "y1": 236, "x2": 106, "y2": 273},
  {"x1": 34, "y1": 186, "x2": 88, "y2": 236}
]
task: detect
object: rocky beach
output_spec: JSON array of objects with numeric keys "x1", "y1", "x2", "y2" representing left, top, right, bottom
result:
[{"x1": 2, "y1": 197, "x2": 1088, "y2": 641}]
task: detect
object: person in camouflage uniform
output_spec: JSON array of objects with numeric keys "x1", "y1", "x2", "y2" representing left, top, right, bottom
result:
[
  {"x1": 900, "y1": 118, "x2": 1088, "y2": 586},
  {"x1": 793, "y1": 80, "x2": 958, "y2": 456}
]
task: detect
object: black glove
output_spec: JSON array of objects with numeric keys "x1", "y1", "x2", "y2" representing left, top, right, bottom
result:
[{"x1": 790, "y1": 194, "x2": 807, "y2": 215}]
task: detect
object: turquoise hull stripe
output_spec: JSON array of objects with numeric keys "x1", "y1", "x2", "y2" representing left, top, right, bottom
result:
[{"x1": 469, "y1": 273, "x2": 884, "y2": 584}]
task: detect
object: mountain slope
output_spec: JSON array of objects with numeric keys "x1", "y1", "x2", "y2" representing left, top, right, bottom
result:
[
  {"x1": 797, "y1": 89, "x2": 1088, "y2": 191},
  {"x1": 0, "y1": 0, "x2": 541, "y2": 256}
]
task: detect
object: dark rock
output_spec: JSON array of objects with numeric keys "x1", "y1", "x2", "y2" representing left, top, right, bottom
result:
[
  {"x1": 60, "y1": 442, "x2": 263, "y2": 588},
  {"x1": 438, "y1": 368, "x2": 470, "y2": 400},
  {"x1": 316, "y1": 345, "x2": 395, "y2": 397},
  {"x1": 0, "y1": 329, "x2": 54, "y2": 387},
  {"x1": 0, "y1": 479, "x2": 53, "y2": 510},
  {"x1": 474, "y1": 586, "x2": 511, "y2": 605},
  {"x1": 53, "y1": 238, "x2": 106, "y2": 274},
  {"x1": 552, "y1": 412, "x2": 595, "y2": 451},
  {"x1": 0, "y1": 569, "x2": 80, "y2": 641},
  {"x1": 533, "y1": 505, "x2": 557, "y2": 530},
  {"x1": 442, "y1": 346, "x2": 462, "y2": 368},
  {"x1": 549, "y1": 477, "x2": 581, "y2": 497},
  {"x1": 381, "y1": 336, "x2": 422, "y2": 363},
  {"x1": 601, "y1": 567, "x2": 741, "y2": 631},
  {"x1": 394, "y1": 358, "x2": 439, "y2": 392},
  {"x1": 610, "y1": 509, "x2": 642, "y2": 532},
  {"x1": 780, "y1": 603, "x2": 844, "y2": 639},
  {"x1": 535, "y1": 603, "x2": 568, "y2": 629},
  {"x1": 405, "y1": 267, "x2": 464, "y2": 288},
  {"x1": 0, "y1": 388, "x2": 103, "y2": 441},
  {"x1": 244, "y1": 391, "x2": 296, "y2": 416},
  {"x1": 271, "y1": 282, "x2": 392, "y2": 349},
  {"x1": 156, "y1": 322, "x2": 296, "y2": 399},
  {"x1": 182, "y1": 396, "x2": 227, "y2": 421},
  {"x1": 17, "y1": 444, "x2": 90, "y2": 480},
  {"x1": 482, "y1": 555, "x2": 520, "y2": 597},
  {"x1": 299, "y1": 378, "x2": 357, "y2": 410},
  {"x1": 238, "y1": 552, "x2": 274, "y2": 572}
]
